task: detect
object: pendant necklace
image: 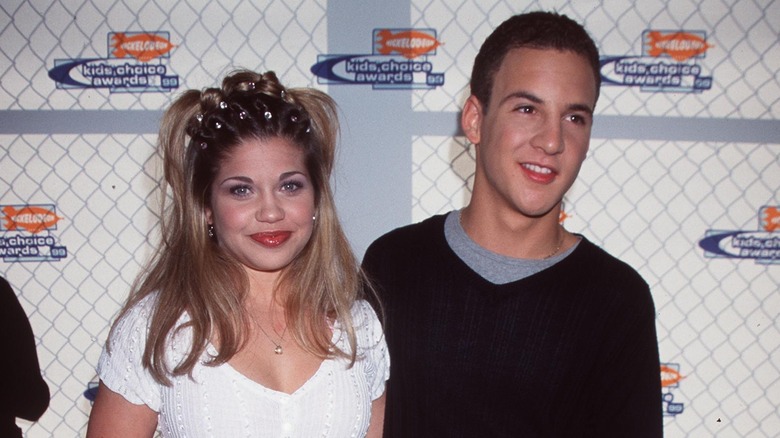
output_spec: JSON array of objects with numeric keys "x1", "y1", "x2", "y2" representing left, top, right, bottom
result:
[{"x1": 257, "y1": 322, "x2": 288, "y2": 355}]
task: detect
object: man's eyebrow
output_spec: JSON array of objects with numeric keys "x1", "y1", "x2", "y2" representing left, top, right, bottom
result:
[
  {"x1": 568, "y1": 103, "x2": 594, "y2": 115},
  {"x1": 501, "y1": 91, "x2": 593, "y2": 115},
  {"x1": 500, "y1": 91, "x2": 542, "y2": 105}
]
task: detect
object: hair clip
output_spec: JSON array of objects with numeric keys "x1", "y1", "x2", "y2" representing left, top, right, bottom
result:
[
  {"x1": 200, "y1": 142, "x2": 208, "y2": 149},
  {"x1": 264, "y1": 111, "x2": 272, "y2": 120},
  {"x1": 247, "y1": 82, "x2": 256, "y2": 90},
  {"x1": 280, "y1": 90, "x2": 287, "y2": 100},
  {"x1": 238, "y1": 110, "x2": 247, "y2": 120},
  {"x1": 219, "y1": 101, "x2": 228, "y2": 110},
  {"x1": 290, "y1": 114, "x2": 298, "y2": 123},
  {"x1": 214, "y1": 121, "x2": 222, "y2": 129}
]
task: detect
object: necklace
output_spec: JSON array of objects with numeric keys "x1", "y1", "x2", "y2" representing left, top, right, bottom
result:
[
  {"x1": 544, "y1": 225, "x2": 564, "y2": 259},
  {"x1": 257, "y1": 322, "x2": 288, "y2": 355},
  {"x1": 459, "y1": 211, "x2": 564, "y2": 259}
]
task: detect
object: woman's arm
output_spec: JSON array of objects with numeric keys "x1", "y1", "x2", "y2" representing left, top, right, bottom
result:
[
  {"x1": 366, "y1": 392, "x2": 386, "y2": 438},
  {"x1": 86, "y1": 381, "x2": 158, "y2": 438}
]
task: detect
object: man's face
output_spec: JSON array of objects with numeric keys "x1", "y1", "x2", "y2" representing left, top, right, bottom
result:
[{"x1": 462, "y1": 47, "x2": 597, "y2": 222}]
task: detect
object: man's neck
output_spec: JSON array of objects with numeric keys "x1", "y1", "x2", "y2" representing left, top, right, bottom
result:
[{"x1": 460, "y1": 204, "x2": 564, "y2": 259}]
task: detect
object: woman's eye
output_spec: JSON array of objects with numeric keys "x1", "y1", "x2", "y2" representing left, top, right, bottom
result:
[
  {"x1": 281, "y1": 181, "x2": 304, "y2": 192},
  {"x1": 229, "y1": 185, "x2": 252, "y2": 197}
]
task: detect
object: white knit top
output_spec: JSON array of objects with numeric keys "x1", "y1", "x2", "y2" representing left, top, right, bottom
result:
[{"x1": 97, "y1": 296, "x2": 389, "y2": 437}]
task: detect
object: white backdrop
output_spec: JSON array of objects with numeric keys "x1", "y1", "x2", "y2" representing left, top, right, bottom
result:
[{"x1": 1, "y1": 0, "x2": 778, "y2": 436}]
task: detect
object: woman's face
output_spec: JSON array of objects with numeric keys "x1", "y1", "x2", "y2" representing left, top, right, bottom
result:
[{"x1": 205, "y1": 137, "x2": 316, "y2": 278}]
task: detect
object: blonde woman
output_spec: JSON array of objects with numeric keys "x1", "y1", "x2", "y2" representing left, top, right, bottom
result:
[{"x1": 87, "y1": 70, "x2": 388, "y2": 437}]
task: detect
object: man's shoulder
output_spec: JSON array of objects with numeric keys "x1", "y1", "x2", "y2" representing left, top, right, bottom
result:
[
  {"x1": 365, "y1": 213, "x2": 447, "y2": 254},
  {"x1": 567, "y1": 237, "x2": 653, "y2": 315},
  {"x1": 574, "y1": 237, "x2": 649, "y2": 288}
]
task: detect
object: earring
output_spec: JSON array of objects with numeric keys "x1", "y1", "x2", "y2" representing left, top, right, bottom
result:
[
  {"x1": 312, "y1": 215, "x2": 316, "y2": 221},
  {"x1": 208, "y1": 224, "x2": 215, "y2": 238}
]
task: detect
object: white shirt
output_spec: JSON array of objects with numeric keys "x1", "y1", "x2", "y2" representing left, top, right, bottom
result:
[{"x1": 97, "y1": 296, "x2": 389, "y2": 437}]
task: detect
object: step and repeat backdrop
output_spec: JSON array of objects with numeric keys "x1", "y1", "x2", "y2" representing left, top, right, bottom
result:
[{"x1": 1, "y1": 0, "x2": 778, "y2": 436}]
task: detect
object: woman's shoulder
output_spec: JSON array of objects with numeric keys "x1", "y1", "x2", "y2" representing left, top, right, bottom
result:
[
  {"x1": 347, "y1": 300, "x2": 386, "y2": 351},
  {"x1": 109, "y1": 292, "x2": 191, "y2": 347},
  {"x1": 349, "y1": 299, "x2": 380, "y2": 326},
  {"x1": 112, "y1": 293, "x2": 157, "y2": 332}
]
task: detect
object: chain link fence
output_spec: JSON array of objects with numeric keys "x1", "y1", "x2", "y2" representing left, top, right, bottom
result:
[
  {"x1": 409, "y1": 1, "x2": 779, "y2": 436},
  {"x1": 2, "y1": 0, "x2": 328, "y2": 436},
  {"x1": 1, "y1": 0, "x2": 327, "y2": 111},
  {"x1": 413, "y1": 136, "x2": 780, "y2": 436},
  {"x1": 410, "y1": 0, "x2": 780, "y2": 119},
  {"x1": 1, "y1": 0, "x2": 778, "y2": 436}
]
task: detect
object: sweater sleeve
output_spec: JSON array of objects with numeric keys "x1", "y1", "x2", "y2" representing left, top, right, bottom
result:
[
  {"x1": 96, "y1": 296, "x2": 162, "y2": 411},
  {"x1": 0, "y1": 277, "x2": 50, "y2": 422},
  {"x1": 588, "y1": 278, "x2": 663, "y2": 437}
]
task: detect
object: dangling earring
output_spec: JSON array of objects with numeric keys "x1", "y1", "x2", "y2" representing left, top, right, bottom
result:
[{"x1": 208, "y1": 224, "x2": 215, "y2": 238}]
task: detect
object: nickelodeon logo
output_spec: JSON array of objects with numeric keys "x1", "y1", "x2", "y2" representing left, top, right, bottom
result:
[
  {"x1": 2, "y1": 205, "x2": 62, "y2": 234},
  {"x1": 111, "y1": 32, "x2": 175, "y2": 62},
  {"x1": 660, "y1": 363, "x2": 685, "y2": 387},
  {"x1": 762, "y1": 206, "x2": 779, "y2": 232},
  {"x1": 375, "y1": 29, "x2": 441, "y2": 59},
  {"x1": 644, "y1": 31, "x2": 713, "y2": 61}
]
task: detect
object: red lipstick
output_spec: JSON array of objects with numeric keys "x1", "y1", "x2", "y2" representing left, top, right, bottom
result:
[{"x1": 252, "y1": 231, "x2": 291, "y2": 248}]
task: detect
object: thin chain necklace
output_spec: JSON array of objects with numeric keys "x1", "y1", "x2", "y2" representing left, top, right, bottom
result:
[
  {"x1": 544, "y1": 225, "x2": 564, "y2": 259},
  {"x1": 459, "y1": 211, "x2": 564, "y2": 259},
  {"x1": 257, "y1": 322, "x2": 288, "y2": 355}
]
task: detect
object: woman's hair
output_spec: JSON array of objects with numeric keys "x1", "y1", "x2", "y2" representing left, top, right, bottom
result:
[
  {"x1": 470, "y1": 11, "x2": 601, "y2": 110},
  {"x1": 109, "y1": 69, "x2": 367, "y2": 385}
]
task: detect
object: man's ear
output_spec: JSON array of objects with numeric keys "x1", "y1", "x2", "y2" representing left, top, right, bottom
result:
[{"x1": 461, "y1": 95, "x2": 483, "y2": 145}]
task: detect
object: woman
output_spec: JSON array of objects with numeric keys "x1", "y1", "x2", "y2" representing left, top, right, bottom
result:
[{"x1": 87, "y1": 70, "x2": 388, "y2": 437}]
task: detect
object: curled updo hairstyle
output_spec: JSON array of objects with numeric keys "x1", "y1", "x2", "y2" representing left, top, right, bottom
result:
[
  {"x1": 181, "y1": 71, "x2": 335, "y2": 217},
  {"x1": 111, "y1": 70, "x2": 365, "y2": 385},
  {"x1": 161, "y1": 70, "x2": 337, "y2": 228}
]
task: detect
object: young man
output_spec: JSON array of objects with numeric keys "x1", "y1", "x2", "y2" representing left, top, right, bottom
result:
[{"x1": 362, "y1": 11, "x2": 663, "y2": 437}]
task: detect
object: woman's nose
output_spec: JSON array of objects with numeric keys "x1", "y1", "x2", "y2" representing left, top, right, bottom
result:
[{"x1": 256, "y1": 196, "x2": 284, "y2": 223}]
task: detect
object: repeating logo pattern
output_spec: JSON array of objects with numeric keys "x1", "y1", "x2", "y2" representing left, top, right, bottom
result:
[
  {"x1": 48, "y1": 31, "x2": 180, "y2": 92},
  {"x1": 311, "y1": 28, "x2": 445, "y2": 89}
]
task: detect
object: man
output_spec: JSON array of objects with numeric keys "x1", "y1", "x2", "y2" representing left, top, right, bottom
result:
[{"x1": 362, "y1": 11, "x2": 663, "y2": 437}]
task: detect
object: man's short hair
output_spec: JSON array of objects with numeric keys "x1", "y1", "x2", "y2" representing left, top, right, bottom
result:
[{"x1": 470, "y1": 11, "x2": 601, "y2": 110}]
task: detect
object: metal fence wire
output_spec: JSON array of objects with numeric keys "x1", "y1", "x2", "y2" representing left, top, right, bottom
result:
[{"x1": 1, "y1": 0, "x2": 778, "y2": 436}]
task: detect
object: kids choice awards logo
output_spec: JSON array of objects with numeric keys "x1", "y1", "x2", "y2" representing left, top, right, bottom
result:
[
  {"x1": 601, "y1": 30, "x2": 713, "y2": 93},
  {"x1": 311, "y1": 28, "x2": 445, "y2": 89},
  {"x1": 0, "y1": 204, "x2": 68, "y2": 262},
  {"x1": 48, "y1": 31, "x2": 180, "y2": 92},
  {"x1": 661, "y1": 363, "x2": 685, "y2": 417},
  {"x1": 699, "y1": 206, "x2": 780, "y2": 264}
]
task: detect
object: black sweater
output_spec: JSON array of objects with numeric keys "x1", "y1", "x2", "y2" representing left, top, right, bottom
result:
[
  {"x1": 363, "y1": 214, "x2": 662, "y2": 437},
  {"x1": 0, "y1": 277, "x2": 50, "y2": 438}
]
